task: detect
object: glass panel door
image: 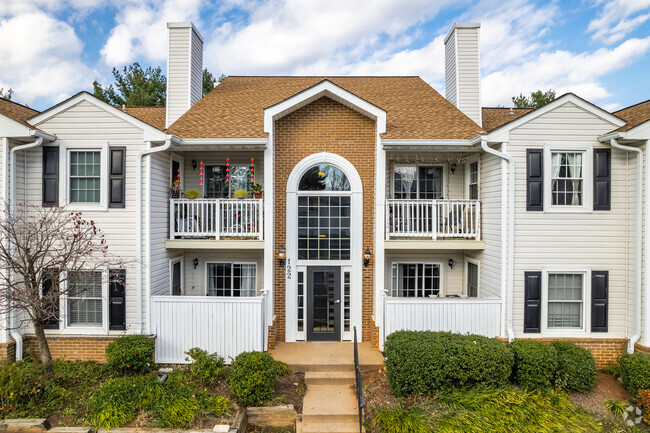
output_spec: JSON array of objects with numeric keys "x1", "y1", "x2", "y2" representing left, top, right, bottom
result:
[{"x1": 307, "y1": 266, "x2": 341, "y2": 341}]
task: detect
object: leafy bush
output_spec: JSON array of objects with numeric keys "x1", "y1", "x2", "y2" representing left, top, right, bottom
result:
[
  {"x1": 0, "y1": 361, "x2": 45, "y2": 415},
  {"x1": 275, "y1": 360, "x2": 292, "y2": 376},
  {"x1": 384, "y1": 331, "x2": 514, "y2": 397},
  {"x1": 618, "y1": 352, "x2": 650, "y2": 395},
  {"x1": 510, "y1": 340, "x2": 557, "y2": 390},
  {"x1": 372, "y1": 405, "x2": 430, "y2": 433},
  {"x1": 185, "y1": 347, "x2": 225, "y2": 383},
  {"x1": 552, "y1": 341, "x2": 597, "y2": 392},
  {"x1": 105, "y1": 335, "x2": 154, "y2": 375},
  {"x1": 637, "y1": 389, "x2": 650, "y2": 424},
  {"x1": 228, "y1": 352, "x2": 277, "y2": 406}
]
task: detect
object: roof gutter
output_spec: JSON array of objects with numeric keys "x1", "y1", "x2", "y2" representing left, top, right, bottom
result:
[
  {"x1": 136, "y1": 135, "x2": 179, "y2": 334},
  {"x1": 475, "y1": 136, "x2": 515, "y2": 341},
  {"x1": 7, "y1": 130, "x2": 56, "y2": 360},
  {"x1": 609, "y1": 137, "x2": 643, "y2": 353}
]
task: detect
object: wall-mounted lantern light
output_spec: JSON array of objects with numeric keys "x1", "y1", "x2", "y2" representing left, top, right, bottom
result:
[
  {"x1": 448, "y1": 258, "x2": 454, "y2": 269},
  {"x1": 192, "y1": 160, "x2": 198, "y2": 170},
  {"x1": 193, "y1": 258, "x2": 199, "y2": 268},
  {"x1": 450, "y1": 163, "x2": 457, "y2": 174},
  {"x1": 364, "y1": 247, "x2": 371, "y2": 267},
  {"x1": 278, "y1": 245, "x2": 286, "y2": 267}
]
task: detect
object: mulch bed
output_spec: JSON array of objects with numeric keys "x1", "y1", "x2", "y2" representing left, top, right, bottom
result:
[{"x1": 570, "y1": 372, "x2": 632, "y2": 419}]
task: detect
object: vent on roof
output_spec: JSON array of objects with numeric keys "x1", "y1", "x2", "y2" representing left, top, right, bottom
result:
[{"x1": 444, "y1": 23, "x2": 481, "y2": 126}]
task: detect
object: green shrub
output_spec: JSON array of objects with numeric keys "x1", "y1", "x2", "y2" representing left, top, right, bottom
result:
[
  {"x1": 86, "y1": 376, "x2": 147, "y2": 427},
  {"x1": 228, "y1": 352, "x2": 277, "y2": 406},
  {"x1": 0, "y1": 361, "x2": 45, "y2": 415},
  {"x1": 157, "y1": 396, "x2": 199, "y2": 429},
  {"x1": 185, "y1": 347, "x2": 225, "y2": 383},
  {"x1": 372, "y1": 405, "x2": 430, "y2": 433},
  {"x1": 197, "y1": 393, "x2": 232, "y2": 416},
  {"x1": 552, "y1": 341, "x2": 597, "y2": 392},
  {"x1": 105, "y1": 334, "x2": 154, "y2": 374},
  {"x1": 510, "y1": 340, "x2": 557, "y2": 390},
  {"x1": 618, "y1": 352, "x2": 650, "y2": 395},
  {"x1": 275, "y1": 360, "x2": 292, "y2": 376},
  {"x1": 384, "y1": 331, "x2": 514, "y2": 397}
]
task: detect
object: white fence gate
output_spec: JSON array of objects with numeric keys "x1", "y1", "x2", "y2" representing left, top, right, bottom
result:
[
  {"x1": 151, "y1": 293, "x2": 268, "y2": 363},
  {"x1": 384, "y1": 297, "x2": 501, "y2": 339}
]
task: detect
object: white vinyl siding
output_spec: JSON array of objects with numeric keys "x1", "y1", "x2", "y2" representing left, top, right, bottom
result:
[
  {"x1": 166, "y1": 25, "x2": 203, "y2": 127},
  {"x1": 444, "y1": 30, "x2": 457, "y2": 106}
]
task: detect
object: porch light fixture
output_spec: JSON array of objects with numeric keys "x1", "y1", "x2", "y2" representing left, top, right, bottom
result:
[
  {"x1": 193, "y1": 258, "x2": 199, "y2": 269},
  {"x1": 448, "y1": 258, "x2": 454, "y2": 269},
  {"x1": 364, "y1": 247, "x2": 371, "y2": 267},
  {"x1": 450, "y1": 163, "x2": 457, "y2": 174},
  {"x1": 278, "y1": 245, "x2": 286, "y2": 267},
  {"x1": 192, "y1": 160, "x2": 198, "y2": 170}
]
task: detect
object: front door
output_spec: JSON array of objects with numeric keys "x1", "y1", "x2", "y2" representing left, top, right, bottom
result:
[{"x1": 307, "y1": 266, "x2": 341, "y2": 341}]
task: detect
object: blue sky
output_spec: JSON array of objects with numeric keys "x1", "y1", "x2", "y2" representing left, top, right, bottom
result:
[{"x1": 0, "y1": 0, "x2": 649, "y2": 112}]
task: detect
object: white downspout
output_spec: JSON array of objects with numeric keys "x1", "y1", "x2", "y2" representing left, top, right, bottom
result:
[
  {"x1": 136, "y1": 136, "x2": 175, "y2": 334},
  {"x1": 480, "y1": 137, "x2": 515, "y2": 342},
  {"x1": 645, "y1": 140, "x2": 650, "y2": 349},
  {"x1": 610, "y1": 138, "x2": 643, "y2": 353},
  {"x1": 7, "y1": 131, "x2": 54, "y2": 360}
]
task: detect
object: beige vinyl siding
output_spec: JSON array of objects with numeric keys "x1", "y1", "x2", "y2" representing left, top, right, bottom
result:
[
  {"x1": 455, "y1": 27, "x2": 481, "y2": 125},
  {"x1": 190, "y1": 28, "x2": 203, "y2": 106},
  {"x1": 167, "y1": 27, "x2": 191, "y2": 127},
  {"x1": 466, "y1": 148, "x2": 503, "y2": 299},
  {"x1": 182, "y1": 151, "x2": 265, "y2": 194},
  {"x1": 509, "y1": 101, "x2": 627, "y2": 338},
  {"x1": 30, "y1": 100, "x2": 148, "y2": 334},
  {"x1": 384, "y1": 252, "x2": 465, "y2": 297},
  {"x1": 149, "y1": 152, "x2": 173, "y2": 297},
  {"x1": 183, "y1": 250, "x2": 264, "y2": 296},
  {"x1": 444, "y1": 31, "x2": 457, "y2": 107}
]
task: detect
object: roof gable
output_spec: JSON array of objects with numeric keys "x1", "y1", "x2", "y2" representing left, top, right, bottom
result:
[{"x1": 612, "y1": 99, "x2": 650, "y2": 133}]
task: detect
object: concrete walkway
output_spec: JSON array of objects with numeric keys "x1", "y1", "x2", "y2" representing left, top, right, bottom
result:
[{"x1": 269, "y1": 343, "x2": 384, "y2": 433}]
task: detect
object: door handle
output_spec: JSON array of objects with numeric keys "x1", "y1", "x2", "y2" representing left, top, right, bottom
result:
[{"x1": 334, "y1": 299, "x2": 341, "y2": 304}]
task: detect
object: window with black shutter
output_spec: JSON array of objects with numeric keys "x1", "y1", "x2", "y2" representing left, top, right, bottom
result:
[
  {"x1": 593, "y1": 149, "x2": 611, "y2": 211},
  {"x1": 109, "y1": 147, "x2": 126, "y2": 208},
  {"x1": 591, "y1": 271, "x2": 608, "y2": 332},
  {"x1": 526, "y1": 149, "x2": 543, "y2": 211},
  {"x1": 109, "y1": 269, "x2": 126, "y2": 330},
  {"x1": 42, "y1": 147, "x2": 59, "y2": 206},
  {"x1": 524, "y1": 271, "x2": 542, "y2": 333}
]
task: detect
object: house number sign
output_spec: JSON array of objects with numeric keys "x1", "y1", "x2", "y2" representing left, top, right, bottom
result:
[{"x1": 286, "y1": 258, "x2": 292, "y2": 279}]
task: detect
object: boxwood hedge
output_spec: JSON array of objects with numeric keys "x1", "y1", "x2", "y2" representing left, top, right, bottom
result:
[
  {"x1": 510, "y1": 340, "x2": 557, "y2": 390},
  {"x1": 552, "y1": 340, "x2": 597, "y2": 392},
  {"x1": 618, "y1": 352, "x2": 650, "y2": 395},
  {"x1": 384, "y1": 331, "x2": 514, "y2": 397}
]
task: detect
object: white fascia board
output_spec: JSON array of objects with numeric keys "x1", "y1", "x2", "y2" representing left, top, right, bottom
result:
[
  {"x1": 622, "y1": 121, "x2": 650, "y2": 142},
  {"x1": 263, "y1": 80, "x2": 386, "y2": 134},
  {"x1": 486, "y1": 94, "x2": 627, "y2": 141},
  {"x1": 179, "y1": 138, "x2": 268, "y2": 147},
  {"x1": 381, "y1": 139, "x2": 475, "y2": 148},
  {"x1": 0, "y1": 115, "x2": 33, "y2": 138},
  {"x1": 28, "y1": 92, "x2": 168, "y2": 142}
]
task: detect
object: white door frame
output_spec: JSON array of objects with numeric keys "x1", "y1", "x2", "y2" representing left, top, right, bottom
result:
[{"x1": 285, "y1": 153, "x2": 364, "y2": 342}]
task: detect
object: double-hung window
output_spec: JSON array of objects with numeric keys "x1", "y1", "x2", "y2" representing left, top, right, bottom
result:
[
  {"x1": 68, "y1": 271, "x2": 103, "y2": 327},
  {"x1": 206, "y1": 262, "x2": 256, "y2": 296},
  {"x1": 391, "y1": 263, "x2": 441, "y2": 298},
  {"x1": 467, "y1": 161, "x2": 479, "y2": 200},
  {"x1": 70, "y1": 151, "x2": 101, "y2": 203},
  {"x1": 551, "y1": 152, "x2": 583, "y2": 206},
  {"x1": 547, "y1": 273, "x2": 584, "y2": 329}
]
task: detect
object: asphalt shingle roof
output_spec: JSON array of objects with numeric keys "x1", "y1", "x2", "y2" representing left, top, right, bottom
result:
[{"x1": 0, "y1": 98, "x2": 39, "y2": 128}]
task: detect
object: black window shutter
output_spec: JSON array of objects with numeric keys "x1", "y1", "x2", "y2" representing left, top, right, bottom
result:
[
  {"x1": 42, "y1": 147, "x2": 59, "y2": 206},
  {"x1": 591, "y1": 271, "x2": 608, "y2": 332},
  {"x1": 526, "y1": 149, "x2": 543, "y2": 211},
  {"x1": 42, "y1": 269, "x2": 59, "y2": 329},
  {"x1": 593, "y1": 149, "x2": 611, "y2": 211},
  {"x1": 524, "y1": 271, "x2": 542, "y2": 333},
  {"x1": 109, "y1": 269, "x2": 126, "y2": 330},
  {"x1": 109, "y1": 147, "x2": 126, "y2": 208}
]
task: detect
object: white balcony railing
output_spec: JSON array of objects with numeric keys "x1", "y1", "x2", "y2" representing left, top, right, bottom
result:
[
  {"x1": 386, "y1": 199, "x2": 480, "y2": 240},
  {"x1": 170, "y1": 198, "x2": 263, "y2": 240}
]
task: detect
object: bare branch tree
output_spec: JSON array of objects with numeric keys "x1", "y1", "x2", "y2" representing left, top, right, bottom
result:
[{"x1": 0, "y1": 203, "x2": 126, "y2": 364}]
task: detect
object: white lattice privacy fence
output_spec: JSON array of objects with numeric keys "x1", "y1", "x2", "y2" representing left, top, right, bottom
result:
[
  {"x1": 384, "y1": 298, "x2": 501, "y2": 338},
  {"x1": 151, "y1": 294, "x2": 268, "y2": 363}
]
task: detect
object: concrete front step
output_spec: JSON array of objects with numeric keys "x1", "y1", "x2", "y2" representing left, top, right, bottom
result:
[
  {"x1": 302, "y1": 384, "x2": 359, "y2": 424},
  {"x1": 269, "y1": 342, "x2": 384, "y2": 373},
  {"x1": 288, "y1": 363, "x2": 353, "y2": 373},
  {"x1": 302, "y1": 421, "x2": 364, "y2": 433},
  {"x1": 305, "y1": 370, "x2": 356, "y2": 385}
]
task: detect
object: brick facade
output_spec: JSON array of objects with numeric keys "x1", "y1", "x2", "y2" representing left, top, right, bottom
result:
[
  {"x1": 273, "y1": 97, "x2": 377, "y2": 343},
  {"x1": 636, "y1": 343, "x2": 650, "y2": 354},
  {"x1": 0, "y1": 340, "x2": 16, "y2": 362},
  {"x1": 22, "y1": 336, "x2": 119, "y2": 363},
  {"x1": 515, "y1": 337, "x2": 628, "y2": 368}
]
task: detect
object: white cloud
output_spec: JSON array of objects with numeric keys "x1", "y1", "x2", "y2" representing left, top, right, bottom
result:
[
  {"x1": 100, "y1": 0, "x2": 204, "y2": 67},
  {"x1": 588, "y1": 0, "x2": 650, "y2": 44},
  {"x1": 0, "y1": 11, "x2": 97, "y2": 105}
]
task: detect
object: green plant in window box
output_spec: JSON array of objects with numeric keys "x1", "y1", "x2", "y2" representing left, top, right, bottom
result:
[
  {"x1": 233, "y1": 189, "x2": 249, "y2": 199},
  {"x1": 183, "y1": 189, "x2": 201, "y2": 199},
  {"x1": 251, "y1": 183, "x2": 263, "y2": 199}
]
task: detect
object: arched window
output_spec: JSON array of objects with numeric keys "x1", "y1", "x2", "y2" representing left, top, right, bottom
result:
[{"x1": 298, "y1": 164, "x2": 351, "y2": 191}]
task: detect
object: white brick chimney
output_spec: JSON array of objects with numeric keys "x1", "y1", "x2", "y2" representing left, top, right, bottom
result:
[
  {"x1": 166, "y1": 22, "x2": 204, "y2": 128},
  {"x1": 444, "y1": 23, "x2": 481, "y2": 126}
]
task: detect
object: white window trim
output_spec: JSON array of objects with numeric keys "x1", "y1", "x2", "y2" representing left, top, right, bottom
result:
[
  {"x1": 59, "y1": 142, "x2": 109, "y2": 211},
  {"x1": 390, "y1": 261, "x2": 444, "y2": 298},
  {"x1": 465, "y1": 158, "x2": 480, "y2": 200},
  {"x1": 465, "y1": 257, "x2": 480, "y2": 297},
  {"x1": 169, "y1": 256, "x2": 184, "y2": 296},
  {"x1": 59, "y1": 269, "x2": 109, "y2": 335},
  {"x1": 204, "y1": 261, "x2": 258, "y2": 297},
  {"x1": 541, "y1": 267, "x2": 591, "y2": 337},
  {"x1": 391, "y1": 163, "x2": 448, "y2": 199},
  {"x1": 543, "y1": 143, "x2": 593, "y2": 213}
]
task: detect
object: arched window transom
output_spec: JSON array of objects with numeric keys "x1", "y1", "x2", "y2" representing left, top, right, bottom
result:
[{"x1": 298, "y1": 164, "x2": 350, "y2": 191}]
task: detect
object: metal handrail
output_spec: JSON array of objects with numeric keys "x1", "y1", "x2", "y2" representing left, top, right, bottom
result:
[{"x1": 353, "y1": 326, "x2": 363, "y2": 433}]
